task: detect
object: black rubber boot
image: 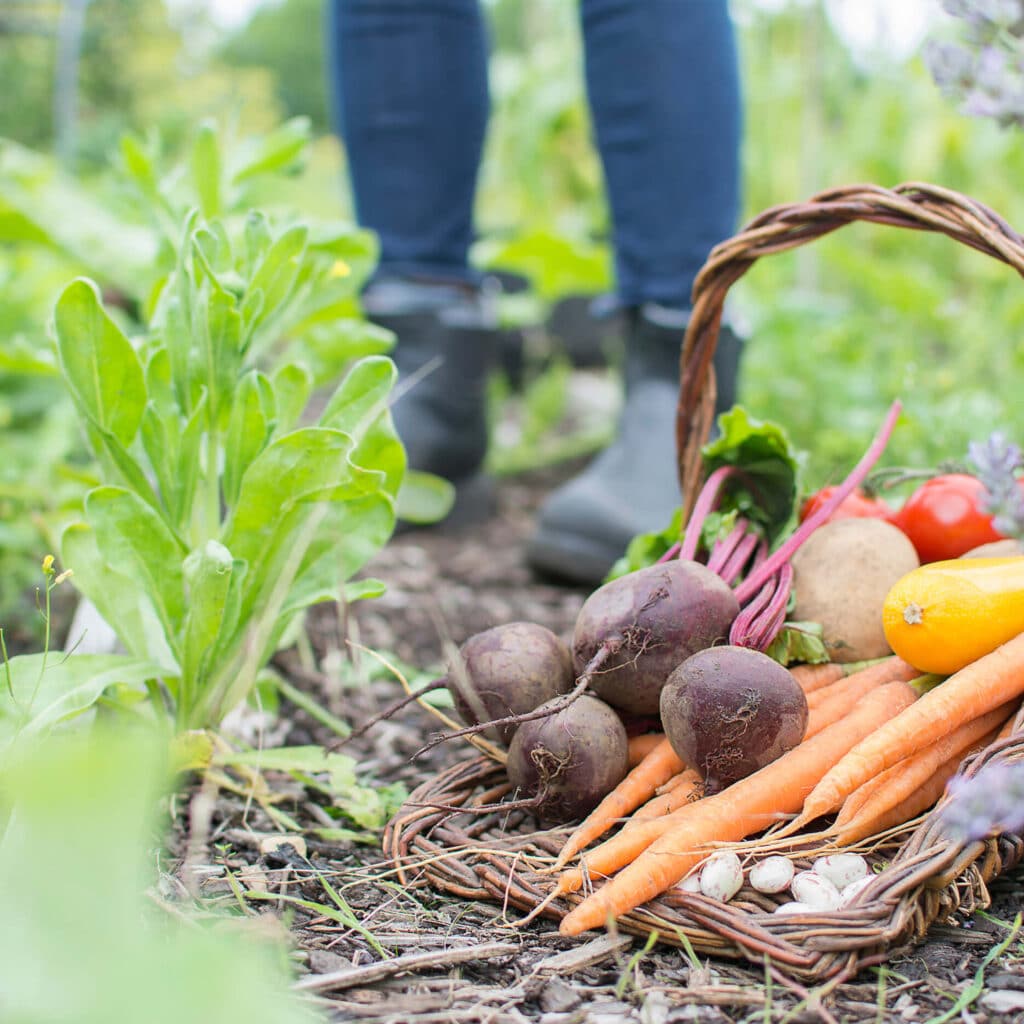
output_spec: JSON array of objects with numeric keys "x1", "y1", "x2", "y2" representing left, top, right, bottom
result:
[
  {"x1": 526, "y1": 305, "x2": 743, "y2": 586},
  {"x1": 363, "y1": 281, "x2": 497, "y2": 527}
]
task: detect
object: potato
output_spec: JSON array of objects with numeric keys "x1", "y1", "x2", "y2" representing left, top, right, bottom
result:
[
  {"x1": 791, "y1": 518, "x2": 920, "y2": 663},
  {"x1": 962, "y1": 538, "x2": 1023, "y2": 558}
]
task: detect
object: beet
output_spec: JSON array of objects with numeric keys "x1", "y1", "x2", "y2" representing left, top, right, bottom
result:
[
  {"x1": 506, "y1": 694, "x2": 629, "y2": 823},
  {"x1": 448, "y1": 622, "x2": 574, "y2": 745},
  {"x1": 571, "y1": 561, "x2": 740, "y2": 716},
  {"x1": 660, "y1": 645, "x2": 808, "y2": 794}
]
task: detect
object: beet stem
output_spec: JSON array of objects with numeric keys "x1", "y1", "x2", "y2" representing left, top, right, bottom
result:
[
  {"x1": 718, "y1": 531, "x2": 760, "y2": 587},
  {"x1": 679, "y1": 465, "x2": 738, "y2": 562},
  {"x1": 733, "y1": 399, "x2": 902, "y2": 606},
  {"x1": 706, "y1": 518, "x2": 750, "y2": 575}
]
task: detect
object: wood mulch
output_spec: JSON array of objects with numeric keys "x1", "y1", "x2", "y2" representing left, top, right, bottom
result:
[{"x1": 165, "y1": 461, "x2": 1024, "y2": 1024}]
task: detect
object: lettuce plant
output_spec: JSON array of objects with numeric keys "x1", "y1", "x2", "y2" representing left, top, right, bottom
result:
[{"x1": 54, "y1": 208, "x2": 404, "y2": 730}]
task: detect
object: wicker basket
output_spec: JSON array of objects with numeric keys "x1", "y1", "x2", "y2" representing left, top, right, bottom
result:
[{"x1": 384, "y1": 183, "x2": 1024, "y2": 984}]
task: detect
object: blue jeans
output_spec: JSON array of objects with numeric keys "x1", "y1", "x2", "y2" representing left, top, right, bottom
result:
[{"x1": 326, "y1": 0, "x2": 741, "y2": 312}]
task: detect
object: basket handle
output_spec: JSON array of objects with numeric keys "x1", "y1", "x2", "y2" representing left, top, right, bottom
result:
[{"x1": 675, "y1": 181, "x2": 1024, "y2": 519}]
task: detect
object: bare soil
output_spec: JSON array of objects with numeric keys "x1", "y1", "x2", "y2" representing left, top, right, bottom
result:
[{"x1": 169, "y1": 461, "x2": 1024, "y2": 1024}]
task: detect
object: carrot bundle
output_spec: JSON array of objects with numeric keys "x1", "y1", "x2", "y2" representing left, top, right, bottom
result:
[
  {"x1": 804, "y1": 661, "x2": 923, "y2": 738},
  {"x1": 552, "y1": 737, "x2": 685, "y2": 870},
  {"x1": 788, "y1": 630, "x2": 1024, "y2": 834},
  {"x1": 830, "y1": 704, "x2": 1015, "y2": 845},
  {"x1": 804, "y1": 656, "x2": 918, "y2": 710},
  {"x1": 557, "y1": 679, "x2": 918, "y2": 933}
]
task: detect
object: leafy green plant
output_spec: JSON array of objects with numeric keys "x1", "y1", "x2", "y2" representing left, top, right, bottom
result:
[
  {"x1": 0, "y1": 726, "x2": 324, "y2": 1024},
  {"x1": 52, "y1": 200, "x2": 404, "y2": 730}
]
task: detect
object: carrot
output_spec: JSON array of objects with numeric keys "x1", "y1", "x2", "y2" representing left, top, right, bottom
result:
[
  {"x1": 552, "y1": 737, "x2": 684, "y2": 870},
  {"x1": 789, "y1": 629, "x2": 1024, "y2": 834},
  {"x1": 805, "y1": 656, "x2": 919, "y2": 710},
  {"x1": 636, "y1": 768, "x2": 703, "y2": 815},
  {"x1": 831, "y1": 703, "x2": 1015, "y2": 845},
  {"x1": 556, "y1": 679, "x2": 918, "y2": 925},
  {"x1": 655, "y1": 769, "x2": 696, "y2": 796},
  {"x1": 832, "y1": 754, "x2": 964, "y2": 846},
  {"x1": 804, "y1": 665, "x2": 924, "y2": 739},
  {"x1": 627, "y1": 733, "x2": 667, "y2": 768},
  {"x1": 789, "y1": 662, "x2": 845, "y2": 694},
  {"x1": 790, "y1": 656, "x2": 890, "y2": 696}
]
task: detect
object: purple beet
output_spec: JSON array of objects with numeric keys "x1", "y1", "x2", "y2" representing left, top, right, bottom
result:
[{"x1": 660, "y1": 645, "x2": 808, "y2": 794}]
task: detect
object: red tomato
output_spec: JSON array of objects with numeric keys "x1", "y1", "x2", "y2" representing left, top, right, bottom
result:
[
  {"x1": 890, "y1": 473, "x2": 1003, "y2": 563},
  {"x1": 799, "y1": 486, "x2": 893, "y2": 525}
]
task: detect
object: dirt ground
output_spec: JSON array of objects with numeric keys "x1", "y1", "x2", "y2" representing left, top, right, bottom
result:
[{"x1": 171, "y1": 460, "x2": 1024, "y2": 1024}]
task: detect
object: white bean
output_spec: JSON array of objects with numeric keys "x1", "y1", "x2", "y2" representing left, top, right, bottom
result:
[
  {"x1": 790, "y1": 870, "x2": 841, "y2": 910},
  {"x1": 699, "y1": 851, "x2": 744, "y2": 903},
  {"x1": 749, "y1": 856, "x2": 795, "y2": 894},
  {"x1": 676, "y1": 872, "x2": 702, "y2": 894},
  {"x1": 814, "y1": 853, "x2": 869, "y2": 890},
  {"x1": 839, "y1": 874, "x2": 875, "y2": 907}
]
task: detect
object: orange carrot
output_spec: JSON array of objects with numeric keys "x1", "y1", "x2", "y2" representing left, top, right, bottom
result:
[
  {"x1": 627, "y1": 733, "x2": 667, "y2": 768},
  {"x1": 833, "y1": 754, "x2": 965, "y2": 846},
  {"x1": 831, "y1": 703, "x2": 1015, "y2": 845},
  {"x1": 805, "y1": 656, "x2": 919, "y2": 710},
  {"x1": 556, "y1": 680, "x2": 918, "y2": 920},
  {"x1": 790, "y1": 630, "x2": 1024, "y2": 833},
  {"x1": 804, "y1": 663, "x2": 922, "y2": 739},
  {"x1": 552, "y1": 737, "x2": 684, "y2": 870},
  {"x1": 789, "y1": 662, "x2": 845, "y2": 694},
  {"x1": 637, "y1": 769, "x2": 703, "y2": 815},
  {"x1": 655, "y1": 769, "x2": 696, "y2": 796}
]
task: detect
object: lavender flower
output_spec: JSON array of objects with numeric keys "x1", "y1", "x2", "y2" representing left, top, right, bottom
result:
[
  {"x1": 966, "y1": 431, "x2": 1024, "y2": 538},
  {"x1": 942, "y1": 759, "x2": 1024, "y2": 840},
  {"x1": 925, "y1": 1, "x2": 1024, "y2": 129}
]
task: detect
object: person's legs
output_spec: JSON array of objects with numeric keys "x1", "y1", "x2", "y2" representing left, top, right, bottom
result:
[
  {"x1": 326, "y1": 1, "x2": 496, "y2": 514},
  {"x1": 326, "y1": 0, "x2": 490, "y2": 283},
  {"x1": 528, "y1": 0, "x2": 743, "y2": 583}
]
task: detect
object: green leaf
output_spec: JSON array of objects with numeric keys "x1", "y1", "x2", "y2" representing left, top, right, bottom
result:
[
  {"x1": 0, "y1": 731, "x2": 316, "y2": 1024},
  {"x1": 395, "y1": 471, "x2": 455, "y2": 525},
  {"x1": 181, "y1": 541, "x2": 235, "y2": 693},
  {"x1": 223, "y1": 371, "x2": 275, "y2": 508},
  {"x1": 245, "y1": 224, "x2": 308, "y2": 342},
  {"x1": 61, "y1": 523, "x2": 177, "y2": 667},
  {"x1": 701, "y1": 406, "x2": 800, "y2": 541},
  {"x1": 53, "y1": 279, "x2": 146, "y2": 447},
  {"x1": 270, "y1": 363, "x2": 313, "y2": 436},
  {"x1": 765, "y1": 622, "x2": 830, "y2": 667},
  {"x1": 282, "y1": 493, "x2": 394, "y2": 620},
  {"x1": 230, "y1": 117, "x2": 311, "y2": 184},
  {"x1": 190, "y1": 120, "x2": 222, "y2": 219},
  {"x1": 0, "y1": 653, "x2": 170, "y2": 742},
  {"x1": 85, "y1": 486, "x2": 186, "y2": 649}
]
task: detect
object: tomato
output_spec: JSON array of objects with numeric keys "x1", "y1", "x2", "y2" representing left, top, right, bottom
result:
[
  {"x1": 889, "y1": 473, "x2": 1004, "y2": 563},
  {"x1": 799, "y1": 486, "x2": 893, "y2": 525}
]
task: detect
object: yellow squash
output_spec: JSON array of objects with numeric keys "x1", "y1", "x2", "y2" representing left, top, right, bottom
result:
[{"x1": 882, "y1": 556, "x2": 1024, "y2": 674}]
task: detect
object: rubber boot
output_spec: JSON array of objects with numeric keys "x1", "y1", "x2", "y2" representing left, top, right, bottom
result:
[
  {"x1": 363, "y1": 280, "x2": 497, "y2": 527},
  {"x1": 526, "y1": 305, "x2": 743, "y2": 586}
]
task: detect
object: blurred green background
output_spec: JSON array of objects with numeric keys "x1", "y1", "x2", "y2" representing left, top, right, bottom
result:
[{"x1": 2, "y1": 0, "x2": 1024, "y2": 632}]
